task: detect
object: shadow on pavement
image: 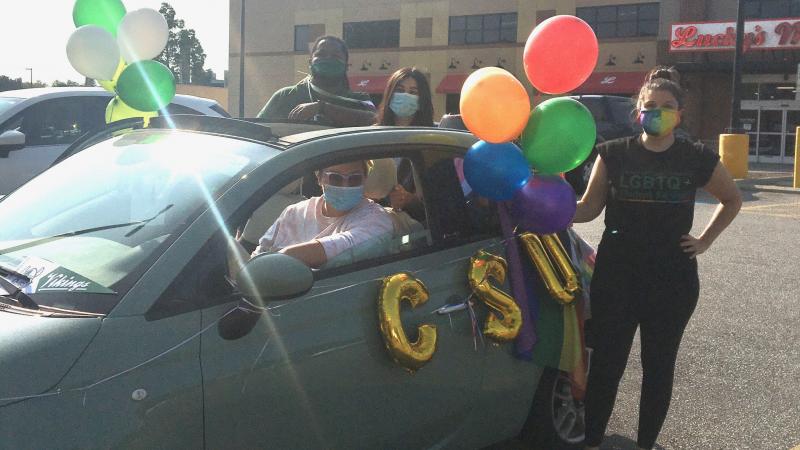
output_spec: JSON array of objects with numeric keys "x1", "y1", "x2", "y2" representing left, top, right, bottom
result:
[{"x1": 599, "y1": 433, "x2": 667, "y2": 449}]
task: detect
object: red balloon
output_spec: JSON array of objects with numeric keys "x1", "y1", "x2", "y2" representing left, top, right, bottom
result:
[{"x1": 523, "y1": 15, "x2": 598, "y2": 94}]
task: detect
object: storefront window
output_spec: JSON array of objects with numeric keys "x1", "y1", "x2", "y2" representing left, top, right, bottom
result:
[
  {"x1": 576, "y1": 3, "x2": 659, "y2": 39},
  {"x1": 758, "y1": 83, "x2": 797, "y2": 101},
  {"x1": 744, "y1": 0, "x2": 800, "y2": 19},
  {"x1": 742, "y1": 83, "x2": 759, "y2": 100}
]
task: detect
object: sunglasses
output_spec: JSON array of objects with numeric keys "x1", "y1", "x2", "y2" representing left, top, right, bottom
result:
[{"x1": 321, "y1": 171, "x2": 364, "y2": 187}]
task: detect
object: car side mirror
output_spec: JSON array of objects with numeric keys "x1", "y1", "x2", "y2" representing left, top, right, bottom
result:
[
  {"x1": 0, "y1": 130, "x2": 25, "y2": 156},
  {"x1": 218, "y1": 253, "x2": 313, "y2": 341},
  {"x1": 235, "y1": 252, "x2": 314, "y2": 301}
]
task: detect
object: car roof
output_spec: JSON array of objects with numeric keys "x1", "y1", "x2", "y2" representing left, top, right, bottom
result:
[{"x1": 0, "y1": 87, "x2": 219, "y2": 108}]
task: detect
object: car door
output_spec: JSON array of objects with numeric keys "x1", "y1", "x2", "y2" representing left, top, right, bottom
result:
[
  {"x1": 200, "y1": 145, "x2": 505, "y2": 449},
  {"x1": 0, "y1": 96, "x2": 107, "y2": 194}
]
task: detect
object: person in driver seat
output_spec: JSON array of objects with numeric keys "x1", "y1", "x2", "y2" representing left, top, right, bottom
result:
[{"x1": 252, "y1": 160, "x2": 393, "y2": 268}]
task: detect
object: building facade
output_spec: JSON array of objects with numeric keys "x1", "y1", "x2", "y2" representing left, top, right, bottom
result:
[{"x1": 230, "y1": 0, "x2": 800, "y2": 164}]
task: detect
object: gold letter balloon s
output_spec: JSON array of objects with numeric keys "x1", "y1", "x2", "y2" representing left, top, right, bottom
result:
[
  {"x1": 468, "y1": 250, "x2": 522, "y2": 342},
  {"x1": 377, "y1": 273, "x2": 438, "y2": 372}
]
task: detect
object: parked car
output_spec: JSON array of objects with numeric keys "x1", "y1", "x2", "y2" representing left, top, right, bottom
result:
[
  {"x1": 0, "y1": 116, "x2": 594, "y2": 449},
  {"x1": 565, "y1": 94, "x2": 640, "y2": 193},
  {"x1": 0, "y1": 87, "x2": 230, "y2": 195}
]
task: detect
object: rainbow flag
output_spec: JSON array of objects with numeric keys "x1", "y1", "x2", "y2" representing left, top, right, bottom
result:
[{"x1": 510, "y1": 229, "x2": 595, "y2": 397}]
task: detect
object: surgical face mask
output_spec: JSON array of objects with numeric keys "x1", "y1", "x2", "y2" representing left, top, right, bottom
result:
[
  {"x1": 310, "y1": 58, "x2": 347, "y2": 79},
  {"x1": 638, "y1": 108, "x2": 680, "y2": 137},
  {"x1": 389, "y1": 92, "x2": 419, "y2": 118},
  {"x1": 322, "y1": 184, "x2": 364, "y2": 212}
]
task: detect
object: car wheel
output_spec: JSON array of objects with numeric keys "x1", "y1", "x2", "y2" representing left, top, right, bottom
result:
[{"x1": 519, "y1": 368, "x2": 585, "y2": 450}]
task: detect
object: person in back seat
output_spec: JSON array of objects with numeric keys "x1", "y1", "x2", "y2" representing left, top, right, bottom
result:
[{"x1": 252, "y1": 160, "x2": 393, "y2": 268}]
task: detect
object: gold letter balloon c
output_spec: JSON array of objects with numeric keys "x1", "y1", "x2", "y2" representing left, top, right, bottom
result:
[{"x1": 378, "y1": 273, "x2": 438, "y2": 372}]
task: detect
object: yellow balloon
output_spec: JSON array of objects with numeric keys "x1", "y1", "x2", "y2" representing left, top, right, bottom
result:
[
  {"x1": 377, "y1": 272, "x2": 437, "y2": 372},
  {"x1": 105, "y1": 96, "x2": 157, "y2": 125},
  {"x1": 519, "y1": 233, "x2": 580, "y2": 305},
  {"x1": 468, "y1": 250, "x2": 522, "y2": 342},
  {"x1": 98, "y1": 58, "x2": 126, "y2": 93}
]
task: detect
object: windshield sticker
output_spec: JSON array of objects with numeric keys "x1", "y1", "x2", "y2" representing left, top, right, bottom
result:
[
  {"x1": 35, "y1": 268, "x2": 116, "y2": 295},
  {"x1": 7, "y1": 256, "x2": 115, "y2": 295}
]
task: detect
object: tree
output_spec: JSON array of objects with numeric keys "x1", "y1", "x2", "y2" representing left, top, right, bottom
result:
[
  {"x1": 156, "y1": 2, "x2": 211, "y2": 85},
  {"x1": 0, "y1": 76, "x2": 23, "y2": 92},
  {"x1": 51, "y1": 80, "x2": 82, "y2": 87}
]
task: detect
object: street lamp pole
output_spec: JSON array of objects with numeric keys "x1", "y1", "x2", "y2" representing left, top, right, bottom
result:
[
  {"x1": 25, "y1": 68, "x2": 33, "y2": 87},
  {"x1": 729, "y1": 0, "x2": 745, "y2": 132},
  {"x1": 238, "y1": 0, "x2": 246, "y2": 118}
]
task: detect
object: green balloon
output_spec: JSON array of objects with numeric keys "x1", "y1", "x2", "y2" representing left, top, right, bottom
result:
[
  {"x1": 116, "y1": 61, "x2": 176, "y2": 112},
  {"x1": 521, "y1": 97, "x2": 597, "y2": 174},
  {"x1": 72, "y1": 0, "x2": 127, "y2": 36}
]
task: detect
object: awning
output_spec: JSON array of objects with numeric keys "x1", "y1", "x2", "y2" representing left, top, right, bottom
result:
[
  {"x1": 348, "y1": 75, "x2": 390, "y2": 94},
  {"x1": 572, "y1": 72, "x2": 648, "y2": 94},
  {"x1": 436, "y1": 74, "x2": 470, "y2": 94}
]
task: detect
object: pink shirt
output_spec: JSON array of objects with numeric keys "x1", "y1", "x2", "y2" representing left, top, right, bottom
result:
[{"x1": 256, "y1": 197, "x2": 394, "y2": 260}]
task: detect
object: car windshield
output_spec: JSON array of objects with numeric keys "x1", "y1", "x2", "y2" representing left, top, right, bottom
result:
[
  {"x1": 0, "y1": 129, "x2": 275, "y2": 314},
  {"x1": 609, "y1": 97, "x2": 635, "y2": 127},
  {"x1": 0, "y1": 97, "x2": 23, "y2": 115}
]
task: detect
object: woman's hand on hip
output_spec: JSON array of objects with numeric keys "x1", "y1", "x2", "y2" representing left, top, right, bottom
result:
[{"x1": 680, "y1": 234, "x2": 710, "y2": 259}]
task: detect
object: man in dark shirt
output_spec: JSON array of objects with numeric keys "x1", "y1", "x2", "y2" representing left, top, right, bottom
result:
[{"x1": 257, "y1": 35, "x2": 376, "y2": 127}]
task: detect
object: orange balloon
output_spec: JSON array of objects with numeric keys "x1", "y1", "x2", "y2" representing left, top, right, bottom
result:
[{"x1": 459, "y1": 67, "x2": 531, "y2": 143}]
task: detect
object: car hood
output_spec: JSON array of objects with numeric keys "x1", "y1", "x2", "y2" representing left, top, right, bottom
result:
[{"x1": 0, "y1": 312, "x2": 101, "y2": 407}]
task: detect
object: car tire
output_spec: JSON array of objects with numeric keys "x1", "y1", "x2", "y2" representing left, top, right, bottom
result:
[{"x1": 519, "y1": 368, "x2": 585, "y2": 450}]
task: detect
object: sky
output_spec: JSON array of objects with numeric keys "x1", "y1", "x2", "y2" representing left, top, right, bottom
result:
[{"x1": 0, "y1": 0, "x2": 229, "y2": 84}]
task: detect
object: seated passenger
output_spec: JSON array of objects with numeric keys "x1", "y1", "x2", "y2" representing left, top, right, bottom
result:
[{"x1": 252, "y1": 161, "x2": 394, "y2": 268}]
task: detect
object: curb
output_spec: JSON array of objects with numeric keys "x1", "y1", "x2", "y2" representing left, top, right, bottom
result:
[{"x1": 735, "y1": 180, "x2": 800, "y2": 195}]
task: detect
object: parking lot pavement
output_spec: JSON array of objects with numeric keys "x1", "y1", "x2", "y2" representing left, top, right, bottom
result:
[{"x1": 571, "y1": 189, "x2": 800, "y2": 450}]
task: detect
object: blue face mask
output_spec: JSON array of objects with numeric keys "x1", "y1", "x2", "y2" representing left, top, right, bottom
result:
[
  {"x1": 322, "y1": 184, "x2": 364, "y2": 212},
  {"x1": 389, "y1": 92, "x2": 419, "y2": 118}
]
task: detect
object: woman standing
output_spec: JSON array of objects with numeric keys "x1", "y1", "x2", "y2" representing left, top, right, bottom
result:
[
  {"x1": 375, "y1": 67, "x2": 434, "y2": 215},
  {"x1": 573, "y1": 66, "x2": 742, "y2": 450}
]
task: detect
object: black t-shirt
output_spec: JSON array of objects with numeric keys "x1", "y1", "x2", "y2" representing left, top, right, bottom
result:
[{"x1": 598, "y1": 135, "x2": 719, "y2": 246}]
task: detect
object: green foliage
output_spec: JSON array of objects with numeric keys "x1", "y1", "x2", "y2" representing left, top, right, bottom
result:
[
  {"x1": 0, "y1": 76, "x2": 24, "y2": 92},
  {"x1": 51, "y1": 80, "x2": 83, "y2": 87},
  {"x1": 155, "y1": 2, "x2": 212, "y2": 85}
]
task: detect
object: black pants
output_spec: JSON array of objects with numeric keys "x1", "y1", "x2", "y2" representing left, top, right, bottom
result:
[{"x1": 584, "y1": 233, "x2": 699, "y2": 449}]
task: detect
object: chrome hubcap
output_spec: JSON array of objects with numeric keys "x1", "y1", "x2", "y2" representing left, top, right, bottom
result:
[{"x1": 551, "y1": 372, "x2": 586, "y2": 444}]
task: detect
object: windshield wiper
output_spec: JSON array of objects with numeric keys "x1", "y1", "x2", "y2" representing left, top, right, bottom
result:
[
  {"x1": 0, "y1": 269, "x2": 38, "y2": 310},
  {"x1": 0, "y1": 204, "x2": 174, "y2": 256}
]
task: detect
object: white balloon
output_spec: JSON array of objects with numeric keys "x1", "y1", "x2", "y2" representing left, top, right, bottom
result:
[
  {"x1": 66, "y1": 25, "x2": 121, "y2": 81},
  {"x1": 117, "y1": 8, "x2": 169, "y2": 64}
]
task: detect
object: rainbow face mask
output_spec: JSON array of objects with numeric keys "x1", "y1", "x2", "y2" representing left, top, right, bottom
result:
[{"x1": 638, "y1": 108, "x2": 680, "y2": 137}]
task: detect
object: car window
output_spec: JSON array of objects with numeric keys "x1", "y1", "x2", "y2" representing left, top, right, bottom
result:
[
  {"x1": 161, "y1": 103, "x2": 202, "y2": 116},
  {"x1": 18, "y1": 97, "x2": 107, "y2": 146},
  {"x1": 237, "y1": 155, "x2": 432, "y2": 272},
  {"x1": 0, "y1": 97, "x2": 23, "y2": 116},
  {"x1": 418, "y1": 148, "x2": 500, "y2": 244},
  {"x1": 210, "y1": 104, "x2": 231, "y2": 118},
  {"x1": 579, "y1": 97, "x2": 607, "y2": 123},
  {"x1": 609, "y1": 97, "x2": 635, "y2": 126}
]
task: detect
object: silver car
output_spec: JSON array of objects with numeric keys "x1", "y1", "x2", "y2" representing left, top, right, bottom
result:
[{"x1": 0, "y1": 87, "x2": 230, "y2": 195}]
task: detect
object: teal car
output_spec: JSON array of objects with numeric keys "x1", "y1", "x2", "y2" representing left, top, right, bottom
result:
[{"x1": 0, "y1": 116, "x2": 590, "y2": 449}]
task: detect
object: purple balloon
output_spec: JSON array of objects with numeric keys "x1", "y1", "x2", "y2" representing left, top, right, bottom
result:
[{"x1": 511, "y1": 175, "x2": 577, "y2": 234}]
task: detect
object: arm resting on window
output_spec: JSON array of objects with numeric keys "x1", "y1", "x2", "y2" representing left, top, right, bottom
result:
[
  {"x1": 280, "y1": 240, "x2": 327, "y2": 268},
  {"x1": 321, "y1": 101, "x2": 377, "y2": 127}
]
